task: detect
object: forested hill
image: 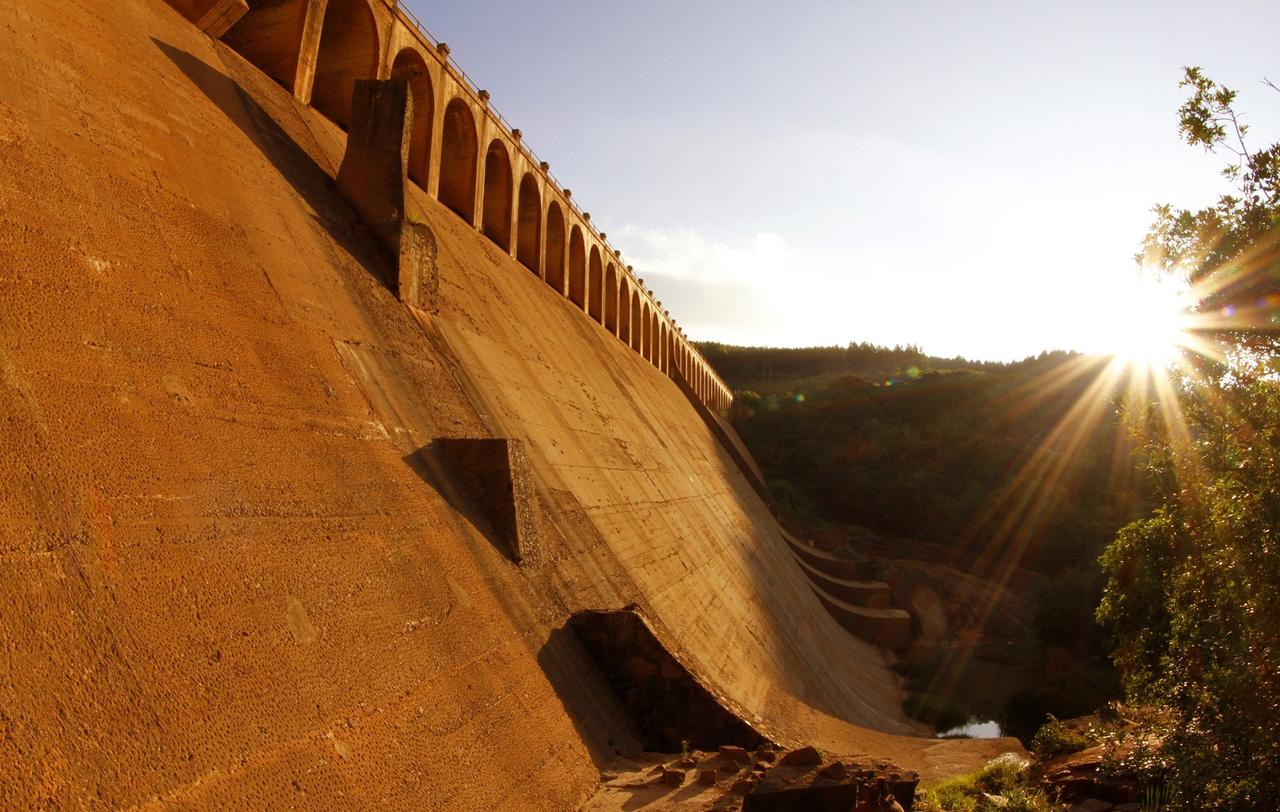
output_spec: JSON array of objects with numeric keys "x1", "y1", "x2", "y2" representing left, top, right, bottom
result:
[
  {"x1": 703, "y1": 341, "x2": 1147, "y2": 576},
  {"x1": 697, "y1": 341, "x2": 1062, "y2": 395}
]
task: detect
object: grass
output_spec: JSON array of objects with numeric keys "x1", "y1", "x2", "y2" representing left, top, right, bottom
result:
[{"x1": 917, "y1": 754, "x2": 1052, "y2": 812}]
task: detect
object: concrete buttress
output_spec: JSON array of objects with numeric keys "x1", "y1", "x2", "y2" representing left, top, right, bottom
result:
[{"x1": 337, "y1": 77, "x2": 438, "y2": 311}]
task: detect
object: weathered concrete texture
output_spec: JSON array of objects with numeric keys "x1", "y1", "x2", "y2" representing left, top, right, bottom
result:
[
  {"x1": 168, "y1": 0, "x2": 248, "y2": 37},
  {"x1": 0, "y1": 0, "x2": 1021, "y2": 807},
  {"x1": 434, "y1": 438, "x2": 540, "y2": 564},
  {"x1": 568, "y1": 607, "x2": 769, "y2": 752}
]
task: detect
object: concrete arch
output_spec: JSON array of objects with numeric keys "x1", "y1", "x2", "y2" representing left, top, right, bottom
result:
[
  {"x1": 662, "y1": 325, "x2": 669, "y2": 373},
  {"x1": 390, "y1": 48, "x2": 434, "y2": 189},
  {"x1": 656, "y1": 323, "x2": 664, "y2": 372},
  {"x1": 587, "y1": 247, "x2": 603, "y2": 323},
  {"x1": 568, "y1": 226, "x2": 586, "y2": 310},
  {"x1": 312, "y1": 0, "x2": 380, "y2": 128},
  {"x1": 545, "y1": 201, "x2": 566, "y2": 293},
  {"x1": 604, "y1": 264, "x2": 618, "y2": 334},
  {"x1": 649, "y1": 311, "x2": 659, "y2": 366},
  {"x1": 618, "y1": 278, "x2": 631, "y2": 343},
  {"x1": 642, "y1": 304, "x2": 653, "y2": 362},
  {"x1": 439, "y1": 98, "x2": 478, "y2": 223},
  {"x1": 221, "y1": 1, "x2": 309, "y2": 93},
  {"x1": 516, "y1": 174, "x2": 541, "y2": 275},
  {"x1": 630, "y1": 292, "x2": 643, "y2": 353},
  {"x1": 481, "y1": 139, "x2": 513, "y2": 250}
]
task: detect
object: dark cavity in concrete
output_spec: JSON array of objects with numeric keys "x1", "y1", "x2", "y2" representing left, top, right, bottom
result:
[{"x1": 567, "y1": 606, "x2": 769, "y2": 753}]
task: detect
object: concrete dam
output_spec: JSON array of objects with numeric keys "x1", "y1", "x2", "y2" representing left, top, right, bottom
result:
[{"x1": 0, "y1": 0, "x2": 1015, "y2": 807}]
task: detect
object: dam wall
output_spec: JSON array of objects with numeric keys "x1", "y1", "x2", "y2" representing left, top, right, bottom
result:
[{"x1": 0, "y1": 0, "x2": 1016, "y2": 808}]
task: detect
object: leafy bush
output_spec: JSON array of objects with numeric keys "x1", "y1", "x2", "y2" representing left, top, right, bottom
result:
[{"x1": 1031, "y1": 714, "x2": 1094, "y2": 760}]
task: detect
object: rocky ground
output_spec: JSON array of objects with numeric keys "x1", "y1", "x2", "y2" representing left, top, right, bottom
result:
[{"x1": 584, "y1": 744, "x2": 920, "y2": 811}]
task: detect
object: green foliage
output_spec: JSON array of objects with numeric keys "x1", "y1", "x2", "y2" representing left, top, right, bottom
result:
[
  {"x1": 1139, "y1": 68, "x2": 1280, "y2": 359},
  {"x1": 764, "y1": 477, "x2": 818, "y2": 523},
  {"x1": 1098, "y1": 69, "x2": 1280, "y2": 811},
  {"x1": 724, "y1": 344, "x2": 1137, "y2": 734},
  {"x1": 1100, "y1": 378, "x2": 1280, "y2": 809},
  {"x1": 1030, "y1": 714, "x2": 1094, "y2": 760},
  {"x1": 729, "y1": 354, "x2": 1145, "y2": 570},
  {"x1": 919, "y1": 754, "x2": 1051, "y2": 812}
]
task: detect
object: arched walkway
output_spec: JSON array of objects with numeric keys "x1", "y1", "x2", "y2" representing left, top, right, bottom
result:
[
  {"x1": 516, "y1": 174, "x2": 541, "y2": 275},
  {"x1": 568, "y1": 227, "x2": 586, "y2": 310},
  {"x1": 439, "y1": 98, "x2": 478, "y2": 222},
  {"x1": 604, "y1": 264, "x2": 619, "y2": 334},
  {"x1": 222, "y1": 1, "x2": 308, "y2": 92},
  {"x1": 311, "y1": 0, "x2": 379, "y2": 128},
  {"x1": 588, "y1": 247, "x2": 603, "y2": 323},
  {"x1": 390, "y1": 48, "x2": 433, "y2": 189},
  {"x1": 545, "y1": 202, "x2": 566, "y2": 293},
  {"x1": 481, "y1": 139, "x2": 513, "y2": 250}
]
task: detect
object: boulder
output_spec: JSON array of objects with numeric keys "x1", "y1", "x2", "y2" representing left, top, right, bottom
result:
[
  {"x1": 719, "y1": 744, "x2": 752, "y2": 764},
  {"x1": 817, "y1": 761, "x2": 848, "y2": 781},
  {"x1": 777, "y1": 745, "x2": 823, "y2": 767},
  {"x1": 657, "y1": 768, "x2": 686, "y2": 787}
]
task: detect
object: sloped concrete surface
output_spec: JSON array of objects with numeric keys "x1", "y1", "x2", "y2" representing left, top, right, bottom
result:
[{"x1": 0, "y1": 1, "x2": 1020, "y2": 808}]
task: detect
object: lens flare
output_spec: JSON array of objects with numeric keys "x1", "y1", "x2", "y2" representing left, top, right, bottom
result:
[{"x1": 1094, "y1": 275, "x2": 1192, "y2": 369}]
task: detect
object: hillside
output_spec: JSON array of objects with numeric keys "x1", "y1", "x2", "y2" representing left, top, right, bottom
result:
[{"x1": 713, "y1": 344, "x2": 1144, "y2": 737}]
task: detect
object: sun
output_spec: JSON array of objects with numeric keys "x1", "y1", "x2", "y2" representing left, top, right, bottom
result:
[{"x1": 1095, "y1": 275, "x2": 1191, "y2": 368}]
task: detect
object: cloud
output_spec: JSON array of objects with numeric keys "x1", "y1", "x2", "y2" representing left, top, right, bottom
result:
[{"x1": 614, "y1": 226, "x2": 801, "y2": 344}]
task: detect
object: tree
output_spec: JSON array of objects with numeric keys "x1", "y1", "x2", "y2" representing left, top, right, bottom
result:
[{"x1": 1098, "y1": 68, "x2": 1280, "y2": 810}]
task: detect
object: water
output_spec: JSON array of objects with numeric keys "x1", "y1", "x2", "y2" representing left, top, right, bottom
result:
[{"x1": 938, "y1": 718, "x2": 1003, "y2": 739}]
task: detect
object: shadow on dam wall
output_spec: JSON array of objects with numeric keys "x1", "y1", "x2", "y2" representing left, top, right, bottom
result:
[{"x1": 154, "y1": 37, "x2": 396, "y2": 291}]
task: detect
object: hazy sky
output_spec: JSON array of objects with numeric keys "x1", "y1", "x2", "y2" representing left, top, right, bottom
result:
[{"x1": 404, "y1": 1, "x2": 1280, "y2": 360}]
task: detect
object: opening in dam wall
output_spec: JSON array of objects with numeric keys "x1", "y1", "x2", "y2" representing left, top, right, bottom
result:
[
  {"x1": 163, "y1": 0, "x2": 733, "y2": 413},
  {"x1": 567, "y1": 608, "x2": 770, "y2": 753}
]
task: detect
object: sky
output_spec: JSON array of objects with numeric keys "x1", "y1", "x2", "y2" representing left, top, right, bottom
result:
[{"x1": 404, "y1": 0, "x2": 1280, "y2": 361}]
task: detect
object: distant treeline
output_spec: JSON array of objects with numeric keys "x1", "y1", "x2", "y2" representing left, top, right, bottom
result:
[{"x1": 697, "y1": 341, "x2": 1066, "y2": 393}]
